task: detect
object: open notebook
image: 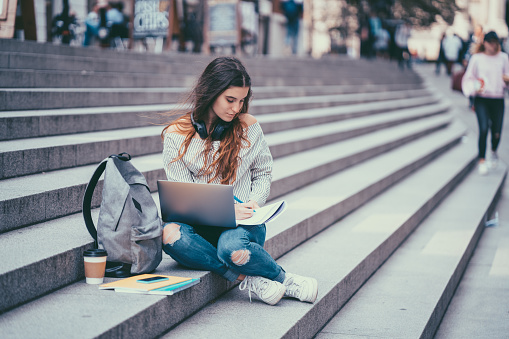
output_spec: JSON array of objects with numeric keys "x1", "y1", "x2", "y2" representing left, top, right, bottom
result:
[{"x1": 236, "y1": 200, "x2": 287, "y2": 226}]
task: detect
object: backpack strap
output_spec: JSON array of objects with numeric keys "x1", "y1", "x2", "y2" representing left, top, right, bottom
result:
[{"x1": 82, "y1": 153, "x2": 131, "y2": 247}]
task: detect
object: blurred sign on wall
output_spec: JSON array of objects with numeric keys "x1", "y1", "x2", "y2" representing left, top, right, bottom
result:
[
  {"x1": 208, "y1": 0, "x2": 238, "y2": 47},
  {"x1": 133, "y1": 0, "x2": 170, "y2": 38},
  {"x1": 0, "y1": 0, "x2": 18, "y2": 38}
]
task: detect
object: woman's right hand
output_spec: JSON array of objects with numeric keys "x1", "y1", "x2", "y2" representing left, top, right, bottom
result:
[
  {"x1": 234, "y1": 203, "x2": 255, "y2": 220},
  {"x1": 475, "y1": 78, "x2": 485, "y2": 93}
]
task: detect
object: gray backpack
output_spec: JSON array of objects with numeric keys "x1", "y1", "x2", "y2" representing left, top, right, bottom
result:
[{"x1": 83, "y1": 153, "x2": 162, "y2": 277}]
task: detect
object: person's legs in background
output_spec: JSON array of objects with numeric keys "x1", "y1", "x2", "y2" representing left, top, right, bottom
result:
[
  {"x1": 488, "y1": 98, "x2": 505, "y2": 168},
  {"x1": 446, "y1": 61, "x2": 453, "y2": 75},
  {"x1": 83, "y1": 22, "x2": 99, "y2": 46},
  {"x1": 397, "y1": 47, "x2": 404, "y2": 69},
  {"x1": 286, "y1": 20, "x2": 299, "y2": 54},
  {"x1": 474, "y1": 97, "x2": 490, "y2": 174}
]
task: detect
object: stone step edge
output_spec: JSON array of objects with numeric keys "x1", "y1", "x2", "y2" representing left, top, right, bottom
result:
[
  {"x1": 0, "y1": 68, "x2": 422, "y2": 88},
  {"x1": 0, "y1": 87, "x2": 428, "y2": 118},
  {"x1": 0, "y1": 85, "x2": 428, "y2": 112}
]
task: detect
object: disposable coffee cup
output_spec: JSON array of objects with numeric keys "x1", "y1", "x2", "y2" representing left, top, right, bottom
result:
[{"x1": 83, "y1": 249, "x2": 108, "y2": 284}]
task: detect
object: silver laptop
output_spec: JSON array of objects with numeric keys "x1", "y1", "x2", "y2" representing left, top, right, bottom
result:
[{"x1": 157, "y1": 180, "x2": 237, "y2": 228}]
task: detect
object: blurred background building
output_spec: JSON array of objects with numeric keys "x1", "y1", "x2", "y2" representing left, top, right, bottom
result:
[{"x1": 4, "y1": 0, "x2": 509, "y2": 59}]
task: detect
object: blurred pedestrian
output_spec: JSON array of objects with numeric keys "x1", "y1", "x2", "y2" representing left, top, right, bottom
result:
[
  {"x1": 462, "y1": 31, "x2": 509, "y2": 175},
  {"x1": 463, "y1": 25, "x2": 484, "y2": 109},
  {"x1": 83, "y1": 2, "x2": 100, "y2": 46},
  {"x1": 367, "y1": 11, "x2": 381, "y2": 59},
  {"x1": 395, "y1": 20, "x2": 412, "y2": 70},
  {"x1": 436, "y1": 32, "x2": 446, "y2": 75},
  {"x1": 280, "y1": 0, "x2": 303, "y2": 55},
  {"x1": 374, "y1": 23, "x2": 390, "y2": 59},
  {"x1": 442, "y1": 29, "x2": 463, "y2": 75}
]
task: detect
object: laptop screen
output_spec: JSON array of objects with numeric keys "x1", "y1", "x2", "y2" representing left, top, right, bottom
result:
[{"x1": 157, "y1": 180, "x2": 237, "y2": 228}]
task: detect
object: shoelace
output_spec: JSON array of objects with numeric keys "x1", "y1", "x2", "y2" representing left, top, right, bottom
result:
[
  {"x1": 239, "y1": 277, "x2": 269, "y2": 302},
  {"x1": 284, "y1": 277, "x2": 301, "y2": 298}
]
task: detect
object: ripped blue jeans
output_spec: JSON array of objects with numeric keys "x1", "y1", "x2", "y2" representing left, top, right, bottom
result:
[{"x1": 162, "y1": 222, "x2": 286, "y2": 283}]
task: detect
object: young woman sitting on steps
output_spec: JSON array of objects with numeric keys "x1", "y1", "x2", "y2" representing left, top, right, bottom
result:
[{"x1": 160, "y1": 56, "x2": 318, "y2": 305}]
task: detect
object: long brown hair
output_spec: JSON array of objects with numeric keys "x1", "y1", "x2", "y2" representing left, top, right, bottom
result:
[{"x1": 161, "y1": 57, "x2": 252, "y2": 185}]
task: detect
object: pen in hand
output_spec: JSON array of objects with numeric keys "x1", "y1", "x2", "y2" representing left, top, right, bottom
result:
[{"x1": 234, "y1": 196, "x2": 256, "y2": 212}]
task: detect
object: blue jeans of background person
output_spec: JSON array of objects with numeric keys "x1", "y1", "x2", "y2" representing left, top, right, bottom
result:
[
  {"x1": 162, "y1": 222, "x2": 286, "y2": 283},
  {"x1": 286, "y1": 19, "x2": 299, "y2": 54},
  {"x1": 397, "y1": 46, "x2": 411, "y2": 70},
  {"x1": 474, "y1": 97, "x2": 504, "y2": 159},
  {"x1": 83, "y1": 22, "x2": 99, "y2": 46}
]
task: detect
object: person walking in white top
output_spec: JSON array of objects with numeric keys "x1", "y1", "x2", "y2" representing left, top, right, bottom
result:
[
  {"x1": 462, "y1": 31, "x2": 509, "y2": 175},
  {"x1": 160, "y1": 57, "x2": 318, "y2": 305}
]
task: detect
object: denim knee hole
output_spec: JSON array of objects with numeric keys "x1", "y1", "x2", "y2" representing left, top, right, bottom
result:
[
  {"x1": 163, "y1": 223, "x2": 181, "y2": 245},
  {"x1": 231, "y1": 250, "x2": 250, "y2": 266}
]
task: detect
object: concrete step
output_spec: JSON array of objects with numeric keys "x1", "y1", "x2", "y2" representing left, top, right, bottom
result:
[
  {"x1": 0, "y1": 83, "x2": 425, "y2": 111},
  {"x1": 0, "y1": 108, "x2": 449, "y2": 233},
  {"x1": 163, "y1": 126, "x2": 481, "y2": 339},
  {"x1": 317, "y1": 160, "x2": 506, "y2": 338},
  {"x1": 0, "y1": 97, "x2": 444, "y2": 179},
  {"x1": 0, "y1": 87, "x2": 186, "y2": 111},
  {"x1": 0, "y1": 114, "x2": 452, "y2": 312},
  {"x1": 0, "y1": 68, "x2": 198, "y2": 88},
  {"x1": 0, "y1": 120, "x2": 468, "y2": 337},
  {"x1": 0, "y1": 67, "x2": 420, "y2": 88},
  {"x1": 0, "y1": 84, "x2": 422, "y2": 113},
  {"x1": 0, "y1": 38, "x2": 210, "y2": 62},
  {"x1": 0, "y1": 51, "x2": 205, "y2": 75}
]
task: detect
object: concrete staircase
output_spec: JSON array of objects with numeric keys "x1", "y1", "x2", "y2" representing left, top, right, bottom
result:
[{"x1": 0, "y1": 40, "x2": 505, "y2": 338}]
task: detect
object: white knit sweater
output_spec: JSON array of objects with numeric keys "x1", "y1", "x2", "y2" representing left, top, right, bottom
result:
[{"x1": 162, "y1": 122, "x2": 273, "y2": 206}]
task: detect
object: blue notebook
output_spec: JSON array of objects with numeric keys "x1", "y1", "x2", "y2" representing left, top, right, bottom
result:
[{"x1": 149, "y1": 278, "x2": 201, "y2": 295}]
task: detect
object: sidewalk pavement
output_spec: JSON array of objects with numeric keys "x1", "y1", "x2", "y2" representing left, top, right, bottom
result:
[{"x1": 415, "y1": 63, "x2": 509, "y2": 338}]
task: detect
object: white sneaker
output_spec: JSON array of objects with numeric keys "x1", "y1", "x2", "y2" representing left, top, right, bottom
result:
[
  {"x1": 489, "y1": 152, "x2": 499, "y2": 169},
  {"x1": 239, "y1": 276, "x2": 286, "y2": 305},
  {"x1": 283, "y1": 273, "x2": 318, "y2": 303},
  {"x1": 478, "y1": 161, "x2": 488, "y2": 175}
]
